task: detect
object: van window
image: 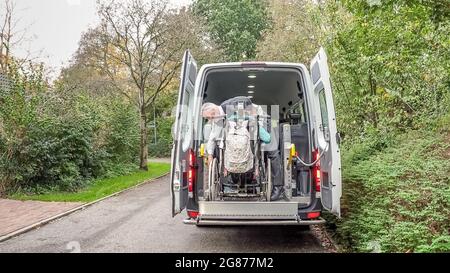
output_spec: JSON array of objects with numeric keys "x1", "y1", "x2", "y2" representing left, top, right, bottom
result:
[
  {"x1": 289, "y1": 100, "x2": 306, "y2": 124},
  {"x1": 181, "y1": 91, "x2": 193, "y2": 152},
  {"x1": 318, "y1": 89, "x2": 329, "y2": 128}
]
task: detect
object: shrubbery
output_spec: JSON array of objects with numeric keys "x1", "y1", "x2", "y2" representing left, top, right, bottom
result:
[
  {"x1": 148, "y1": 116, "x2": 174, "y2": 158},
  {"x1": 254, "y1": 0, "x2": 449, "y2": 253},
  {"x1": 257, "y1": 0, "x2": 450, "y2": 142},
  {"x1": 328, "y1": 116, "x2": 450, "y2": 252},
  {"x1": 0, "y1": 64, "x2": 140, "y2": 195}
]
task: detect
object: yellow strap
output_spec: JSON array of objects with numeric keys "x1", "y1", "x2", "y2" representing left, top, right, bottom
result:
[
  {"x1": 200, "y1": 144, "x2": 205, "y2": 157},
  {"x1": 290, "y1": 144, "x2": 296, "y2": 158},
  {"x1": 288, "y1": 144, "x2": 296, "y2": 166}
]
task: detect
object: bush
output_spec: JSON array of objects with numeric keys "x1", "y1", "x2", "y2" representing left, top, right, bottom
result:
[
  {"x1": 330, "y1": 116, "x2": 450, "y2": 252},
  {"x1": 0, "y1": 64, "x2": 140, "y2": 195},
  {"x1": 148, "y1": 116, "x2": 174, "y2": 158}
]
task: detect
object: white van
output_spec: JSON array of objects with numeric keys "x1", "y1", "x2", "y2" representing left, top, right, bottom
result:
[{"x1": 171, "y1": 48, "x2": 342, "y2": 225}]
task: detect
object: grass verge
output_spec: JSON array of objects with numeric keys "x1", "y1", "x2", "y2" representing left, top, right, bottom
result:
[{"x1": 10, "y1": 162, "x2": 170, "y2": 203}]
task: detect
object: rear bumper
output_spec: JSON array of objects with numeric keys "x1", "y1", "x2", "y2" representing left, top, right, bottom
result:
[{"x1": 183, "y1": 217, "x2": 325, "y2": 226}]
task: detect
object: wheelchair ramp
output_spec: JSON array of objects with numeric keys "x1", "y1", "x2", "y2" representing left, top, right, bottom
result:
[{"x1": 198, "y1": 201, "x2": 299, "y2": 220}]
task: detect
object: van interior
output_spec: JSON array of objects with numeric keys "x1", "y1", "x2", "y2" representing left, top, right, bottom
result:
[{"x1": 199, "y1": 68, "x2": 313, "y2": 207}]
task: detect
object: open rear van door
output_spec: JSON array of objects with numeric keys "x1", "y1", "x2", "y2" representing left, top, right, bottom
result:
[
  {"x1": 171, "y1": 50, "x2": 197, "y2": 217},
  {"x1": 310, "y1": 47, "x2": 342, "y2": 217}
]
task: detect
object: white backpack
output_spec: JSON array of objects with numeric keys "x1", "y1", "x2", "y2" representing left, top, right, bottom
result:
[{"x1": 224, "y1": 120, "x2": 254, "y2": 173}]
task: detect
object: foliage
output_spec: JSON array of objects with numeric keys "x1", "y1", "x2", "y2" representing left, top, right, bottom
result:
[
  {"x1": 78, "y1": 0, "x2": 220, "y2": 170},
  {"x1": 148, "y1": 116, "x2": 174, "y2": 158},
  {"x1": 0, "y1": 62, "x2": 140, "y2": 195},
  {"x1": 0, "y1": 1, "x2": 219, "y2": 195},
  {"x1": 257, "y1": 0, "x2": 450, "y2": 143},
  {"x1": 322, "y1": 1, "x2": 449, "y2": 252},
  {"x1": 330, "y1": 116, "x2": 450, "y2": 252},
  {"x1": 147, "y1": 86, "x2": 177, "y2": 158},
  {"x1": 327, "y1": 0, "x2": 450, "y2": 142},
  {"x1": 1, "y1": 0, "x2": 449, "y2": 253},
  {"x1": 11, "y1": 162, "x2": 170, "y2": 203},
  {"x1": 256, "y1": 0, "x2": 450, "y2": 253},
  {"x1": 193, "y1": 0, "x2": 271, "y2": 61},
  {"x1": 256, "y1": 0, "x2": 324, "y2": 64}
]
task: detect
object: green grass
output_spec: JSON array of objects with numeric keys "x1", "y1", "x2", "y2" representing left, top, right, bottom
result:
[
  {"x1": 329, "y1": 116, "x2": 450, "y2": 253},
  {"x1": 11, "y1": 162, "x2": 170, "y2": 203}
]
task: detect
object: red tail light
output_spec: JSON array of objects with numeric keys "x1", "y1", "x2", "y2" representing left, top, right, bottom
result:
[
  {"x1": 188, "y1": 149, "x2": 196, "y2": 193},
  {"x1": 188, "y1": 169, "x2": 194, "y2": 192},
  {"x1": 187, "y1": 210, "x2": 199, "y2": 219},
  {"x1": 189, "y1": 150, "x2": 195, "y2": 167},
  {"x1": 313, "y1": 149, "x2": 321, "y2": 192},
  {"x1": 307, "y1": 212, "x2": 321, "y2": 219}
]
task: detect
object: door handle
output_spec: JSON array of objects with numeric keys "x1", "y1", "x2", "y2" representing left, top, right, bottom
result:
[{"x1": 320, "y1": 125, "x2": 330, "y2": 142}]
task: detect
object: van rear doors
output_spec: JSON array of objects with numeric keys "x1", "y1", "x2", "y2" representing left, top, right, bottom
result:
[
  {"x1": 310, "y1": 47, "x2": 342, "y2": 217},
  {"x1": 171, "y1": 50, "x2": 197, "y2": 217}
]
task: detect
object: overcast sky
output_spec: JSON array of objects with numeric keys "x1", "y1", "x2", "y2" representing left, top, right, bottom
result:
[{"x1": 8, "y1": 0, "x2": 192, "y2": 75}]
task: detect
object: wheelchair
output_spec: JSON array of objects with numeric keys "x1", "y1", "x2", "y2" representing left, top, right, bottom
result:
[{"x1": 206, "y1": 114, "x2": 272, "y2": 202}]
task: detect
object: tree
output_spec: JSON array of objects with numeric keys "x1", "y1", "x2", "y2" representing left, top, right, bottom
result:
[
  {"x1": 193, "y1": 0, "x2": 271, "y2": 61},
  {"x1": 329, "y1": 0, "x2": 450, "y2": 136},
  {"x1": 0, "y1": 0, "x2": 16, "y2": 73},
  {"x1": 83, "y1": 0, "x2": 203, "y2": 170},
  {"x1": 258, "y1": 0, "x2": 449, "y2": 140},
  {"x1": 256, "y1": 0, "x2": 325, "y2": 64},
  {"x1": 0, "y1": 0, "x2": 36, "y2": 74}
]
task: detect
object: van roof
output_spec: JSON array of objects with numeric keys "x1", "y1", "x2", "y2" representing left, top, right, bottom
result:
[{"x1": 200, "y1": 62, "x2": 308, "y2": 71}]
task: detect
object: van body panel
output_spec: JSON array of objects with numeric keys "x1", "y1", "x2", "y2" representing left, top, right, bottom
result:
[
  {"x1": 309, "y1": 47, "x2": 342, "y2": 217},
  {"x1": 171, "y1": 50, "x2": 198, "y2": 216}
]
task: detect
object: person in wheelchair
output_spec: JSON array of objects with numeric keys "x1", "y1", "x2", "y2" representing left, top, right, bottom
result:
[{"x1": 201, "y1": 97, "x2": 284, "y2": 201}]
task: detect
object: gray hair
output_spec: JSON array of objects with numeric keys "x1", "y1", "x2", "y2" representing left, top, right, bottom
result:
[{"x1": 201, "y1": 102, "x2": 220, "y2": 115}]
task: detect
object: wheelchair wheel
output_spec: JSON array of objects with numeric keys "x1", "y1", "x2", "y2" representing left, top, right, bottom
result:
[
  {"x1": 209, "y1": 158, "x2": 220, "y2": 201},
  {"x1": 266, "y1": 159, "x2": 272, "y2": 201}
]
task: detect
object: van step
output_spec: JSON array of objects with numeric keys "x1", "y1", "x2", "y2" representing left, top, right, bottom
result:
[{"x1": 198, "y1": 201, "x2": 299, "y2": 220}]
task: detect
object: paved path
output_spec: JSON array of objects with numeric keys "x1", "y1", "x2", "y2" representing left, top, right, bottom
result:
[
  {"x1": 0, "y1": 199, "x2": 82, "y2": 237},
  {"x1": 0, "y1": 176, "x2": 326, "y2": 253},
  {"x1": 0, "y1": 158, "x2": 169, "y2": 238},
  {"x1": 149, "y1": 158, "x2": 171, "y2": 164}
]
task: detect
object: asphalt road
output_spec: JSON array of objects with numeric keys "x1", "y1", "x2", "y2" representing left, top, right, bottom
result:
[{"x1": 0, "y1": 176, "x2": 326, "y2": 253}]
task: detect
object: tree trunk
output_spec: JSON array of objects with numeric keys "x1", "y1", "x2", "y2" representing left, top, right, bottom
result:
[
  {"x1": 368, "y1": 70, "x2": 378, "y2": 129},
  {"x1": 139, "y1": 106, "x2": 149, "y2": 171}
]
